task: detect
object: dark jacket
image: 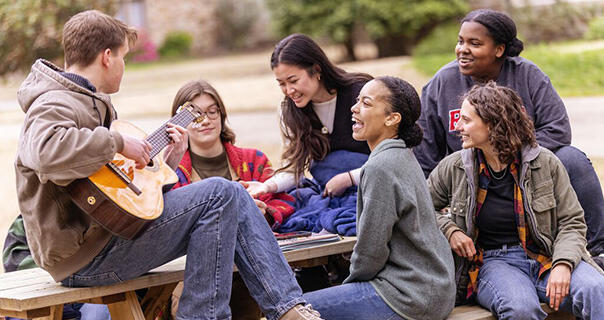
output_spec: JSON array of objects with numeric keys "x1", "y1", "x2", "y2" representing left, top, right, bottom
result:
[{"x1": 415, "y1": 57, "x2": 571, "y2": 176}]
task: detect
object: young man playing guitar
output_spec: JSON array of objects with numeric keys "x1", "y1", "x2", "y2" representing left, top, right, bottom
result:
[{"x1": 14, "y1": 10, "x2": 321, "y2": 320}]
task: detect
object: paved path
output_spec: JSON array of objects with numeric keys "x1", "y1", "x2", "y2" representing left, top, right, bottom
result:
[{"x1": 3, "y1": 95, "x2": 602, "y2": 157}]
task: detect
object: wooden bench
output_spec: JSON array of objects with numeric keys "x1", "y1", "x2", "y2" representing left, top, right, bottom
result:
[
  {"x1": 0, "y1": 237, "x2": 356, "y2": 320},
  {"x1": 447, "y1": 303, "x2": 574, "y2": 320}
]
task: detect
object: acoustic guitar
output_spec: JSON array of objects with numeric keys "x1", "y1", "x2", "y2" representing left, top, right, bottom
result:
[{"x1": 68, "y1": 103, "x2": 201, "y2": 239}]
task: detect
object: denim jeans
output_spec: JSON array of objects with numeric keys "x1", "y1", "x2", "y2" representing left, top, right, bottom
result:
[
  {"x1": 555, "y1": 146, "x2": 604, "y2": 256},
  {"x1": 61, "y1": 178, "x2": 304, "y2": 320},
  {"x1": 303, "y1": 282, "x2": 404, "y2": 320},
  {"x1": 476, "y1": 245, "x2": 604, "y2": 320}
]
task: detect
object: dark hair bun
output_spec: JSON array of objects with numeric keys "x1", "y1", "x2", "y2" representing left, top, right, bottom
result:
[
  {"x1": 506, "y1": 38, "x2": 524, "y2": 57},
  {"x1": 401, "y1": 123, "x2": 423, "y2": 148}
]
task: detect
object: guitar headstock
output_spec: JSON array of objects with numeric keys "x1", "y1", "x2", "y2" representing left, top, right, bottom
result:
[{"x1": 177, "y1": 101, "x2": 203, "y2": 124}]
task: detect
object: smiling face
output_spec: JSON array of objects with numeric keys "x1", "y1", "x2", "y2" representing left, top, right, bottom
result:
[
  {"x1": 455, "y1": 99, "x2": 491, "y2": 150},
  {"x1": 273, "y1": 63, "x2": 331, "y2": 107},
  {"x1": 456, "y1": 21, "x2": 505, "y2": 82},
  {"x1": 351, "y1": 80, "x2": 400, "y2": 150},
  {"x1": 187, "y1": 93, "x2": 222, "y2": 151}
]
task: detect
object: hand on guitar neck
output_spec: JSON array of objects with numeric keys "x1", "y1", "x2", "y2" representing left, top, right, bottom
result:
[
  {"x1": 163, "y1": 123, "x2": 189, "y2": 170},
  {"x1": 120, "y1": 134, "x2": 152, "y2": 169}
]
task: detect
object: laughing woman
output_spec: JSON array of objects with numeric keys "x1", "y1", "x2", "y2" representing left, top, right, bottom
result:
[
  {"x1": 428, "y1": 82, "x2": 604, "y2": 319},
  {"x1": 304, "y1": 77, "x2": 455, "y2": 320},
  {"x1": 245, "y1": 34, "x2": 373, "y2": 238}
]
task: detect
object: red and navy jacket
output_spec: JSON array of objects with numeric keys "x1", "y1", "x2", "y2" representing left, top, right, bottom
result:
[{"x1": 173, "y1": 142, "x2": 295, "y2": 229}]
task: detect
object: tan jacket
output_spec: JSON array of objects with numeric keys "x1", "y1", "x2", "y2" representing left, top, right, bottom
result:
[
  {"x1": 15, "y1": 59, "x2": 123, "y2": 281},
  {"x1": 427, "y1": 145, "x2": 603, "y2": 303}
]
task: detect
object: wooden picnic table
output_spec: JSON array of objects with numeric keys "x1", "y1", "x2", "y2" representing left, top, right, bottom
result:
[
  {"x1": 0, "y1": 236, "x2": 356, "y2": 320},
  {"x1": 0, "y1": 236, "x2": 573, "y2": 320}
]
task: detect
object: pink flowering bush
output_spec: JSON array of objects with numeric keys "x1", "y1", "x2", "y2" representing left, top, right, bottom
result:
[{"x1": 130, "y1": 30, "x2": 158, "y2": 63}]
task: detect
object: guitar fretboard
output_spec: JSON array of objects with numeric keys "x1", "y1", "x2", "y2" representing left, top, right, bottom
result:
[{"x1": 146, "y1": 109, "x2": 196, "y2": 158}]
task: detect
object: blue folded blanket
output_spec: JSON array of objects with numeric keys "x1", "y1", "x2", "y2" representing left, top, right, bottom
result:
[{"x1": 278, "y1": 150, "x2": 368, "y2": 236}]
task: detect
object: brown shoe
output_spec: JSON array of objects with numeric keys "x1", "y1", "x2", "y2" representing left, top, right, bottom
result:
[{"x1": 280, "y1": 304, "x2": 324, "y2": 320}]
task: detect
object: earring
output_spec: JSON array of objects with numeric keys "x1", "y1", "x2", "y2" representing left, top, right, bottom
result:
[{"x1": 318, "y1": 74, "x2": 321, "y2": 81}]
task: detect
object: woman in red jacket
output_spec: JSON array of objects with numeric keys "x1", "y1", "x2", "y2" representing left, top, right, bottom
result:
[
  {"x1": 169, "y1": 79, "x2": 294, "y2": 229},
  {"x1": 169, "y1": 79, "x2": 296, "y2": 320}
]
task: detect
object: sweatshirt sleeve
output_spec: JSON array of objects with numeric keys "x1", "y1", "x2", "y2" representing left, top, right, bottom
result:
[
  {"x1": 346, "y1": 163, "x2": 400, "y2": 282},
  {"x1": 19, "y1": 99, "x2": 119, "y2": 186},
  {"x1": 528, "y1": 69, "x2": 572, "y2": 150},
  {"x1": 414, "y1": 79, "x2": 448, "y2": 178}
]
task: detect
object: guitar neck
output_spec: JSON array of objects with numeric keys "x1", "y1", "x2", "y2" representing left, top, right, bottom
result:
[{"x1": 146, "y1": 109, "x2": 196, "y2": 158}]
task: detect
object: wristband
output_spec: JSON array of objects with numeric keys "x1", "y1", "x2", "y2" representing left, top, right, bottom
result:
[{"x1": 347, "y1": 171, "x2": 354, "y2": 186}]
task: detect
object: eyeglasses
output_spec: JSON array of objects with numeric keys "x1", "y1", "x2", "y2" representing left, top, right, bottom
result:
[{"x1": 191, "y1": 104, "x2": 221, "y2": 123}]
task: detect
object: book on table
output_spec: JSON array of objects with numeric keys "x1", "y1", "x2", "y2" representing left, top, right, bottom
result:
[{"x1": 274, "y1": 231, "x2": 342, "y2": 251}]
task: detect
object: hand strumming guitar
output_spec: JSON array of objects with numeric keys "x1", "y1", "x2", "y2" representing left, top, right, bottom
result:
[{"x1": 120, "y1": 134, "x2": 152, "y2": 169}]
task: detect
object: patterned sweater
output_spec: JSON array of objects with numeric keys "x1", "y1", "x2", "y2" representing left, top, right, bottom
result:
[{"x1": 173, "y1": 142, "x2": 295, "y2": 229}]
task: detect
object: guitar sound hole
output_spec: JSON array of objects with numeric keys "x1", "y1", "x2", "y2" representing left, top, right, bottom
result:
[{"x1": 147, "y1": 160, "x2": 154, "y2": 167}]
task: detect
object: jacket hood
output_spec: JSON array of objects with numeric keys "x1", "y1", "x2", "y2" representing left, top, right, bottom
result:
[
  {"x1": 369, "y1": 138, "x2": 407, "y2": 159},
  {"x1": 17, "y1": 59, "x2": 100, "y2": 113}
]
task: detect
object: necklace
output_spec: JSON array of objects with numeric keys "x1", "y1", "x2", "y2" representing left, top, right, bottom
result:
[
  {"x1": 321, "y1": 126, "x2": 329, "y2": 135},
  {"x1": 487, "y1": 163, "x2": 507, "y2": 180}
]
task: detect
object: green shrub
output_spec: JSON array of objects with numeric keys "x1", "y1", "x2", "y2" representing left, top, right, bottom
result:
[
  {"x1": 0, "y1": 0, "x2": 115, "y2": 76},
  {"x1": 585, "y1": 16, "x2": 604, "y2": 40},
  {"x1": 413, "y1": 21, "x2": 460, "y2": 56},
  {"x1": 158, "y1": 31, "x2": 192, "y2": 58},
  {"x1": 508, "y1": 1, "x2": 603, "y2": 44}
]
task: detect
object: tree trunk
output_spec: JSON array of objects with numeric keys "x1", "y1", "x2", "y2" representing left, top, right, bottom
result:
[
  {"x1": 342, "y1": 36, "x2": 357, "y2": 61},
  {"x1": 374, "y1": 34, "x2": 414, "y2": 57}
]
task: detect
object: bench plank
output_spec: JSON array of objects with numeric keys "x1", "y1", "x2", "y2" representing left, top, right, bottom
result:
[
  {"x1": 447, "y1": 305, "x2": 494, "y2": 320},
  {"x1": 447, "y1": 304, "x2": 574, "y2": 320}
]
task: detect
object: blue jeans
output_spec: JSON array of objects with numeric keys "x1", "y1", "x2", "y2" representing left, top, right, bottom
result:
[
  {"x1": 555, "y1": 146, "x2": 604, "y2": 256},
  {"x1": 476, "y1": 245, "x2": 604, "y2": 320},
  {"x1": 61, "y1": 178, "x2": 304, "y2": 320},
  {"x1": 7, "y1": 303, "x2": 110, "y2": 320},
  {"x1": 303, "y1": 282, "x2": 404, "y2": 320}
]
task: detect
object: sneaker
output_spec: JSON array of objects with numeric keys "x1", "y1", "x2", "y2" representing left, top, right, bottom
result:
[
  {"x1": 280, "y1": 304, "x2": 324, "y2": 320},
  {"x1": 593, "y1": 254, "x2": 604, "y2": 270}
]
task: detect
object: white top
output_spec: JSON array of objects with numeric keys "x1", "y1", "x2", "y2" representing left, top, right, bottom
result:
[
  {"x1": 266, "y1": 95, "x2": 361, "y2": 192},
  {"x1": 312, "y1": 95, "x2": 337, "y2": 133}
]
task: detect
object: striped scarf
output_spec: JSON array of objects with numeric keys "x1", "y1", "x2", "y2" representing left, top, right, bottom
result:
[{"x1": 466, "y1": 150, "x2": 552, "y2": 298}]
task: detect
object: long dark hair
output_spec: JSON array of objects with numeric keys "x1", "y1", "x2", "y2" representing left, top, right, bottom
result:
[
  {"x1": 375, "y1": 76, "x2": 423, "y2": 147},
  {"x1": 463, "y1": 81, "x2": 537, "y2": 164},
  {"x1": 270, "y1": 33, "x2": 372, "y2": 179},
  {"x1": 462, "y1": 9, "x2": 524, "y2": 57},
  {"x1": 171, "y1": 79, "x2": 236, "y2": 144}
]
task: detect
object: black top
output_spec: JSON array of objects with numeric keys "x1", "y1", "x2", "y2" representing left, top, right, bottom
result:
[
  {"x1": 476, "y1": 166, "x2": 520, "y2": 250},
  {"x1": 60, "y1": 72, "x2": 97, "y2": 92},
  {"x1": 328, "y1": 81, "x2": 371, "y2": 155}
]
